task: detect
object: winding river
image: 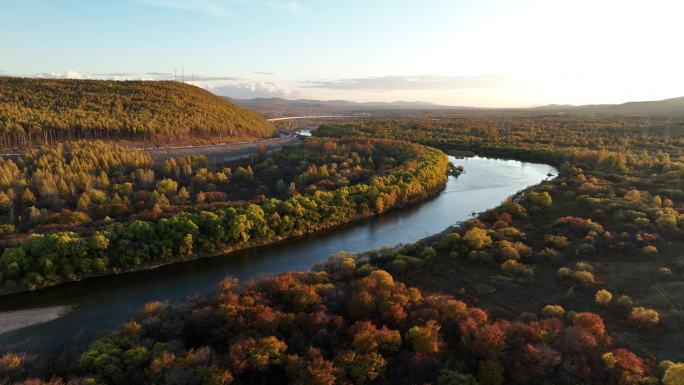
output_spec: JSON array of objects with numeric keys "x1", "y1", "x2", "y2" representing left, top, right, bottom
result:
[{"x1": 0, "y1": 156, "x2": 556, "y2": 354}]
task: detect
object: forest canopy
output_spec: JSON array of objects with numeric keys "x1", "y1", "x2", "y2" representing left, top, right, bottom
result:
[{"x1": 0, "y1": 77, "x2": 275, "y2": 146}]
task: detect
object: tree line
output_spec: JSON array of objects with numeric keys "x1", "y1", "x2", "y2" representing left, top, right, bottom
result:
[{"x1": 0, "y1": 138, "x2": 449, "y2": 293}]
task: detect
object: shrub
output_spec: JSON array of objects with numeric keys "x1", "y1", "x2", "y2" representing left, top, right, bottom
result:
[
  {"x1": 557, "y1": 267, "x2": 572, "y2": 279},
  {"x1": 539, "y1": 247, "x2": 558, "y2": 259},
  {"x1": 500, "y1": 260, "x2": 534, "y2": 278},
  {"x1": 571, "y1": 271, "x2": 596, "y2": 285},
  {"x1": 628, "y1": 307, "x2": 660, "y2": 328},
  {"x1": 442, "y1": 300, "x2": 469, "y2": 321},
  {"x1": 406, "y1": 320, "x2": 441, "y2": 354},
  {"x1": 436, "y1": 369, "x2": 479, "y2": 385},
  {"x1": 576, "y1": 262, "x2": 594, "y2": 271},
  {"x1": 616, "y1": 295, "x2": 633, "y2": 309},
  {"x1": 541, "y1": 304, "x2": 565, "y2": 318},
  {"x1": 497, "y1": 244, "x2": 520, "y2": 260},
  {"x1": 140, "y1": 301, "x2": 165, "y2": 317},
  {"x1": 657, "y1": 214, "x2": 678, "y2": 232},
  {"x1": 577, "y1": 243, "x2": 596, "y2": 256},
  {"x1": 0, "y1": 224, "x2": 15, "y2": 235},
  {"x1": 658, "y1": 360, "x2": 675, "y2": 376},
  {"x1": 493, "y1": 227, "x2": 525, "y2": 241},
  {"x1": 602, "y1": 352, "x2": 617, "y2": 369},
  {"x1": 572, "y1": 312, "x2": 606, "y2": 337},
  {"x1": 595, "y1": 289, "x2": 613, "y2": 306},
  {"x1": 527, "y1": 191, "x2": 553, "y2": 208},
  {"x1": 464, "y1": 228, "x2": 493, "y2": 250},
  {"x1": 155, "y1": 178, "x2": 178, "y2": 194},
  {"x1": 0, "y1": 353, "x2": 22, "y2": 370},
  {"x1": 641, "y1": 245, "x2": 658, "y2": 256},
  {"x1": 662, "y1": 363, "x2": 684, "y2": 385}
]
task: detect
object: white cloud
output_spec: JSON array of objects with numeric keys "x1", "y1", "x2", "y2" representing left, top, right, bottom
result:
[
  {"x1": 34, "y1": 70, "x2": 88, "y2": 79},
  {"x1": 28, "y1": 70, "x2": 240, "y2": 83},
  {"x1": 210, "y1": 82, "x2": 302, "y2": 99},
  {"x1": 21, "y1": 70, "x2": 302, "y2": 100},
  {"x1": 302, "y1": 75, "x2": 516, "y2": 90}
]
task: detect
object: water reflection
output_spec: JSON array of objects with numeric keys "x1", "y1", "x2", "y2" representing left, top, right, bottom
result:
[{"x1": 0, "y1": 156, "x2": 556, "y2": 354}]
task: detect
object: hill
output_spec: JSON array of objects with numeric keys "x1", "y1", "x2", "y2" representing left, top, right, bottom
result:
[
  {"x1": 230, "y1": 95, "x2": 684, "y2": 118},
  {"x1": 227, "y1": 97, "x2": 472, "y2": 116},
  {"x1": 0, "y1": 77, "x2": 275, "y2": 147},
  {"x1": 534, "y1": 96, "x2": 684, "y2": 117}
]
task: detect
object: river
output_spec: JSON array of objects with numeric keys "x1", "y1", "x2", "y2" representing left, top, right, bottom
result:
[{"x1": 0, "y1": 156, "x2": 556, "y2": 354}]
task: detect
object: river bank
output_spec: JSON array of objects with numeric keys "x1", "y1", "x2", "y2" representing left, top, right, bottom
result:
[
  {"x1": 0, "y1": 176, "x2": 448, "y2": 298},
  {"x1": 0, "y1": 156, "x2": 556, "y2": 355}
]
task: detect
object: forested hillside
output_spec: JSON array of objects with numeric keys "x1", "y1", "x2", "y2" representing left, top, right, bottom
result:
[{"x1": 0, "y1": 77, "x2": 275, "y2": 146}]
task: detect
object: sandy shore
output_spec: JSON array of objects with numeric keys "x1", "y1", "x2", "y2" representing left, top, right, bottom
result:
[{"x1": 0, "y1": 305, "x2": 74, "y2": 334}]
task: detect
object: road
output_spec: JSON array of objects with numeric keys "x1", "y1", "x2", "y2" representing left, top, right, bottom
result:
[
  {"x1": 143, "y1": 130, "x2": 300, "y2": 163},
  {"x1": 267, "y1": 115, "x2": 357, "y2": 122},
  {"x1": 0, "y1": 116, "x2": 325, "y2": 160}
]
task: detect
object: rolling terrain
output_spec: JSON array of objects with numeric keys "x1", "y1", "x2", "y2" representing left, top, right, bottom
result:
[
  {"x1": 231, "y1": 95, "x2": 684, "y2": 118},
  {"x1": 0, "y1": 77, "x2": 275, "y2": 148}
]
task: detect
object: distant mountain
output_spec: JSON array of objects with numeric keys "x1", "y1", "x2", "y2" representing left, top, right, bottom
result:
[
  {"x1": 533, "y1": 96, "x2": 684, "y2": 116},
  {"x1": 226, "y1": 97, "x2": 474, "y2": 116},
  {"x1": 229, "y1": 95, "x2": 684, "y2": 118}
]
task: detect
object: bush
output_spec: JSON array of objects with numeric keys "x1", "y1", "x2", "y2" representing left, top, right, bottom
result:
[
  {"x1": 641, "y1": 245, "x2": 659, "y2": 256},
  {"x1": 541, "y1": 304, "x2": 565, "y2": 318},
  {"x1": 616, "y1": 295, "x2": 633, "y2": 309},
  {"x1": 155, "y1": 179, "x2": 179, "y2": 194},
  {"x1": 538, "y1": 247, "x2": 558, "y2": 259},
  {"x1": 406, "y1": 320, "x2": 441, "y2": 354},
  {"x1": 576, "y1": 262, "x2": 593, "y2": 271},
  {"x1": 0, "y1": 224, "x2": 15, "y2": 235},
  {"x1": 571, "y1": 271, "x2": 596, "y2": 285},
  {"x1": 500, "y1": 260, "x2": 533, "y2": 278},
  {"x1": 0, "y1": 353, "x2": 22, "y2": 370},
  {"x1": 628, "y1": 307, "x2": 660, "y2": 328},
  {"x1": 527, "y1": 191, "x2": 553, "y2": 208},
  {"x1": 602, "y1": 352, "x2": 617, "y2": 369},
  {"x1": 464, "y1": 228, "x2": 493, "y2": 250},
  {"x1": 595, "y1": 289, "x2": 613, "y2": 306},
  {"x1": 557, "y1": 267, "x2": 572, "y2": 279},
  {"x1": 436, "y1": 369, "x2": 479, "y2": 385},
  {"x1": 662, "y1": 363, "x2": 684, "y2": 385},
  {"x1": 577, "y1": 243, "x2": 596, "y2": 256}
]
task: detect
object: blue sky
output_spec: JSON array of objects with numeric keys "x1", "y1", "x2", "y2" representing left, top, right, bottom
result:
[{"x1": 2, "y1": 0, "x2": 683, "y2": 106}]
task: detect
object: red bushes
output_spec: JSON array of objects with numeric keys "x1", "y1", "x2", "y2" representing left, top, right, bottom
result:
[{"x1": 39, "y1": 267, "x2": 654, "y2": 385}]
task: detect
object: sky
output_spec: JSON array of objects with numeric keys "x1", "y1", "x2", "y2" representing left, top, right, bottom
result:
[{"x1": 1, "y1": 0, "x2": 683, "y2": 107}]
